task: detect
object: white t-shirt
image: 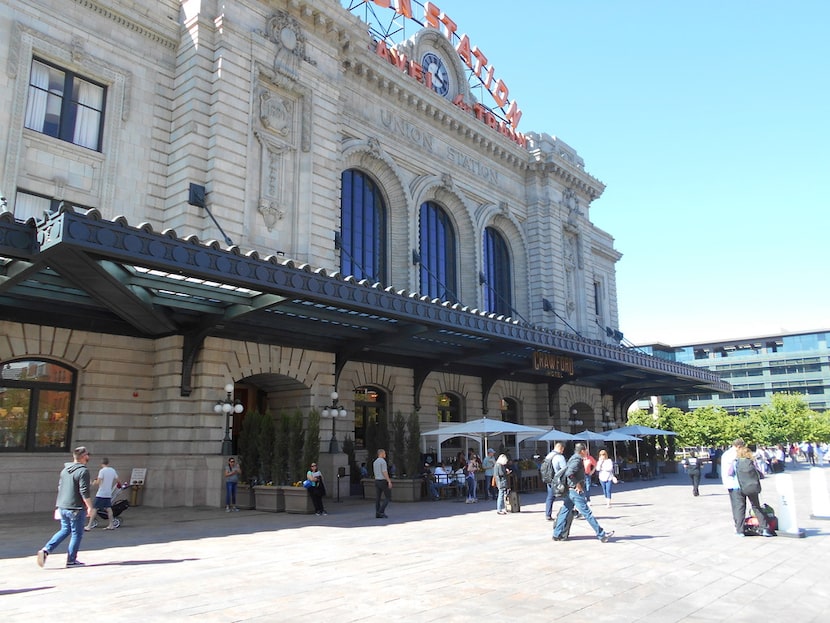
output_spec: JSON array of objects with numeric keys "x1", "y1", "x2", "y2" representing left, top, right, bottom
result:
[{"x1": 95, "y1": 465, "x2": 119, "y2": 499}]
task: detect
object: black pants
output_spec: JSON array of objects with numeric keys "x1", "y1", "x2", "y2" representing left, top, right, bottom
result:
[
  {"x1": 375, "y1": 480, "x2": 391, "y2": 515},
  {"x1": 309, "y1": 488, "x2": 325, "y2": 513},
  {"x1": 729, "y1": 488, "x2": 769, "y2": 533},
  {"x1": 688, "y1": 471, "x2": 701, "y2": 495}
]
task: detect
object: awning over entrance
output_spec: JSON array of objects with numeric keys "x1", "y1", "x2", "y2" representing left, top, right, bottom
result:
[{"x1": 0, "y1": 208, "x2": 730, "y2": 406}]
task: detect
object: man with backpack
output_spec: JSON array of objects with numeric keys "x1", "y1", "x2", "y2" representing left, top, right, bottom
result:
[
  {"x1": 541, "y1": 442, "x2": 567, "y2": 521},
  {"x1": 552, "y1": 443, "x2": 614, "y2": 543}
]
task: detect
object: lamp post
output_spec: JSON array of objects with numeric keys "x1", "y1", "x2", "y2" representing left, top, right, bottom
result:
[
  {"x1": 567, "y1": 407, "x2": 583, "y2": 431},
  {"x1": 321, "y1": 391, "x2": 348, "y2": 454},
  {"x1": 215, "y1": 383, "x2": 244, "y2": 456},
  {"x1": 601, "y1": 409, "x2": 614, "y2": 429}
]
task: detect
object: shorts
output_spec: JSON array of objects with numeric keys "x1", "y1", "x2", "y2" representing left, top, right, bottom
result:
[{"x1": 94, "y1": 496, "x2": 112, "y2": 510}]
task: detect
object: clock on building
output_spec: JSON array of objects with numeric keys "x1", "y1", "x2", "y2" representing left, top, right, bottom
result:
[{"x1": 422, "y1": 52, "x2": 450, "y2": 97}]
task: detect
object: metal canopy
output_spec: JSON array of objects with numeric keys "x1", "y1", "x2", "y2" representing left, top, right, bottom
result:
[{"x1": 0, "y1": 209, "x2": 730, "y2": 401}]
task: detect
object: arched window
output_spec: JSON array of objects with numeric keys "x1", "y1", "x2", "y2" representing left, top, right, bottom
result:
[
  {"x1": 482, "y1": 227, "x2": 512, "y2": 316},
  {"x1": 353, "y1": 386, "x2": 387, "y2": 450},
  {"x1": 437, "y1": 393, "x2": 461, "y2": 423},
  {"x1": 501, "y1": 397, "x2": 519, "y2": 447},
  {"x1": 418, "y1": 201, "x2": 457, "y2": 302},
  {"x1": 340, "y1": 170, "x2": 387, "y2": 284},
  {"x1": 0, "y1": 359, "x2": 76, "y2": 452}
]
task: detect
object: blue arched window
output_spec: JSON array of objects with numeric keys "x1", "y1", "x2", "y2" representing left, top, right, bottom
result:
[
  {"x1": 418, "y1": 201, "x2": 457, "y2": 302},
  {"x1": 340, "y1": 170, "x2": 387, "y2": 284},
  {"x1": 482, "y1": 227, "x2": 512, "y2": 316}
]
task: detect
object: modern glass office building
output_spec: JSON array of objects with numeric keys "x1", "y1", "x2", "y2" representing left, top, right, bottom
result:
[{"x1": 641, "y1": 330, "x2": 830, "y2": 413}]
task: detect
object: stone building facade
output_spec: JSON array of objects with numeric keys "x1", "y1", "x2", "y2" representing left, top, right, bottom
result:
[{"x1": 0, "y1": 0, "x2": 726, "y2": 513}]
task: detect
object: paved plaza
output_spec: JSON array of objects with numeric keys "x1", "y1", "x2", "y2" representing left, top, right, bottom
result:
[{"x1": 2, "y1": 463, "x2": 829, "y2": 622}]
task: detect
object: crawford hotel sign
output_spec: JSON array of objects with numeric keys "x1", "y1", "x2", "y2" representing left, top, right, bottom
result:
[{"x1": 347, "y1": 0, "x2": 527, "y2": 148}]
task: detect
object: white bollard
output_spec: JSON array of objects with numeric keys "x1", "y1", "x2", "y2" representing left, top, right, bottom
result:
[
  {"x1": 775, "y1": 474, "x2": 806, "y2": 538},
  {"x1": 809, "y1": 467, "x2": 830, "y2": 519}
]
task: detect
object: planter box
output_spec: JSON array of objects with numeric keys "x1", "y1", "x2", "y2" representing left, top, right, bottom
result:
[
  {"x1": 235, "y1": 485, "x2": 256, "y2": 510},
  {"x1": 390, "y1": 478, "x2": 425, "y2": 502},
  {"x1": 282, "y1": 486, "x2": 315, "y2": 514},
  {"x1": 662, "y1": 461, "x2": 678, "y2": 474},
  {"x1": 362, "y1": 478, "x2": 376, "y2": 500},
  {"x1": 254, "y1": 486, "x2": 285, "y2": 512}
]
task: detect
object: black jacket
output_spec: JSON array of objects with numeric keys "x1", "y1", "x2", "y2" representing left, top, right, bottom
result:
[{"x1": 564, "y1": 453, "x2": 586, "y2": 489}]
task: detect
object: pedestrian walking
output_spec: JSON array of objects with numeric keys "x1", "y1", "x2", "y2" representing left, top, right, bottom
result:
[
  {"x1": 373, "y1": 449, "x2": 392, "y2": 518},
  {"x1": 682, "y1": 453, "x2": 702, "y2": 496},
  {"x1": 224, "y1": 457, "x2": 241, "y2": 512},
  {"x1": 596, "y1": 449, "x2": 617, "y2": 508},
  {"x1": 543, "y1": 443, "x2": 567, "y2": 520},
  {"x1": 552, "y1": 443, "x2": 614, "y2": 543},
  {"x1": 37, "y1": 446, "x2": 95, "y2": 568},
  {"x1": 494, "y1": 454, "x2": 510, "y2": 515},
  {"x1": 86, "y1": 457, "x2": 119, "y2": 530},
  {"x1": 306, "y1": 462, "x2": 327, "y2": 516}
]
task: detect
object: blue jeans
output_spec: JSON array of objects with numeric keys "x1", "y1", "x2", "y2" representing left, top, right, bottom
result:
[
  {"x1": 545, "y1": 483, "x2": 556, "y2": 518},
  {"x1": 466, "y1": 475, "x2": 477, "y2": 499},
  {"x1": 225, "y1": 481, "x2": 237, "y2": 506},
  {"x1": 584, "y1": 475, "x2": 592, "y2": 501},
  {"x1": 45, "y1": 507, "x2": 87, "y2": 563},
  {"x1": 553, "y1": 489, "x2": 606, "y2": 540},
  {"x1": 483, "y1": 474, "x2": 494, "y2": 499},
  {"x1": 600, "y1": 479, "x2": 613, "y2": 500},
  {"x1": 496, "y1": 487, "x2": 506, "y2": 512}
]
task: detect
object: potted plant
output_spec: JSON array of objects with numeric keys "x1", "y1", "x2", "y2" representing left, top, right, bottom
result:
[
  {"x1": 235, "y1": 411, "x2": 260, "y2": 509},
  {"x1": 283, "y1": 411, "x2": 319, "y2": 514},
  {"x1": 389, "y1": 411, "x2": 425, "y2": 502},
  {"x1": 254, "y1": 412, "x2": 285, "y2": 512}
]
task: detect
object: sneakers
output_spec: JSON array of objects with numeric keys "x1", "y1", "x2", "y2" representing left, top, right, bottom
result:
[
  {"x1": 225, "y1": 507, "x2": 230, "y2": 513},
  {"x1": 552, "y1": 535, "x2": 568, "y2": 542},
  {"x1": 232, "y1": 507, "x2": 239, "y2": 512},
  {"x1": 66, "y1": 560, "x2": 85, "y2": 567},
  {"x1": 497, "y1": 510, "x2": 507, "y2": 515},
  {"x1": 600, "y1": 530, "x2": 615, "y2": 543},
  {"x1": 315, "y1": 512, "x2": 322, "y2": 516},
  {"x1": 322, "y1": 511, "x2": 328, "y2": 516},
  {"x1": 37, "y1": 549, "x2": 48, "y2": 568}
]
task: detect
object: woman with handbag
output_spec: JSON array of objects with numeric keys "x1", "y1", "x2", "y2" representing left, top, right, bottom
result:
[
  {"x1": 306, "y1": 462, "x2": 328, "y2": 516},
  {"x1": 596, "y1": 450, "x2": 617, "y2": 509}
]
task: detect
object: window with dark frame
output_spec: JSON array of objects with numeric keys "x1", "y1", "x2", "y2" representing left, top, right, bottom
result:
[
  {"x1": 419, "y1": 201, "x2": 457, "y2": 302},
  {"x1": 24, "y1": 58, "x2": 106, "y2": 151},
  {"x1": 482, "y1": 227, "x2": 512, "y2": 316},
  {"x1": 0, "y1": 359, "x2": 76, "y2": 452},
  {"x1": 340, "y1": 170, "x2": 387, "y2": 284}
]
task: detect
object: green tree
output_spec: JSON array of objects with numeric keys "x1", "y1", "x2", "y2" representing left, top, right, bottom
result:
[
  {"x1": 286, "y1": 409, "x2": 306, "y2": 483},
  {"x1": 750, "y1": 393, "x2": 812, "y2": 445},
  {"x1": 391, "y1": 411, "x2": 407, "y2": 477},
  {"x1": 405, "y1": 411, "x2": 422, "y2": 478},
  {"x1": 302, "y1": 409, "x2": 320, "y2": 476},
  {"x1": 258, "y1": 412, "x2": 275, "y2": 483},
  {"x1": 238, "y1": 411, "x2": 261, "y2": 483},
  {"x1": 274, "y1": 411, "x2": 290, "y2": 484}
]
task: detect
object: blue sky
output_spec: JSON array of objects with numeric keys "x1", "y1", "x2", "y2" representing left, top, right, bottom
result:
[{"x1": 347, "y1": 1, "x2": 829, "y2": 346}]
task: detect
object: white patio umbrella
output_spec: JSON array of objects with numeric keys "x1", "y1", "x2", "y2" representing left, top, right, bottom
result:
[
  {"x1": 421, "y1": 417, "x2": 546, "y2": 462},
  {"x1": 534, "y1": 427, "x2": 578, "y2": 455}
]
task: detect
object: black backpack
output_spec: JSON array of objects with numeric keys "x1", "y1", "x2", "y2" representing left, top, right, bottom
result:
[
  {"x1": 735, "y1": 458, "x2": 761, "y2": 495},
  {"x1": 553, "y1": 464, "x2": 569, "y2": 494},
  {"x1": 540, "y1": 456, "x2": 555, "y2": 483}
]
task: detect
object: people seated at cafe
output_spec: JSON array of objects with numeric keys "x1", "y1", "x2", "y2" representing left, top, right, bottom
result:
[{"x1": 422, "y1": 463, "x2": 440, "y2": 500}]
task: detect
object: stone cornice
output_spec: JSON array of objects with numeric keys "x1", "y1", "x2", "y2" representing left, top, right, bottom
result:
[{"x1": 71, "y1": 0, "x2": 178, "y2": 50}]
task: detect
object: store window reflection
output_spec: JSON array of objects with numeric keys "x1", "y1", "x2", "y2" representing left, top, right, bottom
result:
[{"x1": 0, "y1": 359, "x2": 75, "y2": 452}]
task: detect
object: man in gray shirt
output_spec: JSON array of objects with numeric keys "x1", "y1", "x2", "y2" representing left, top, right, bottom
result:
[
  {"x1": 373, "y1": 448, "x2": 392, "y2": 519},
  {"x1": 37, "y1": 446, "x2": 95, "y2": 568}
]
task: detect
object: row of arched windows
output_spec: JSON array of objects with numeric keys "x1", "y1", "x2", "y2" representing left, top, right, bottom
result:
[{"x1": 340, "y1": 169, "x2": 513, "y2": 315}]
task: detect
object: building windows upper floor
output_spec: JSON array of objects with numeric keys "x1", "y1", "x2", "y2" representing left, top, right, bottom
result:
[
  {"x1": 418, "y1": 201, "x2": 458, "y2": 303},
  {"x1": 339, "y1": 170, "x2": 388, "y2": 285},
  {"x1": 482, "y1": 227, "x2": 512, "y2": 317},
  {"x1": 25, "y1": 58, "x2": 106, "y2": 152}
]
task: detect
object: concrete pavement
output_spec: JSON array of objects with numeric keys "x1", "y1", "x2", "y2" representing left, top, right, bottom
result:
[{"x1": 2, "y1": 462, "x2": 829, "y2": 622}]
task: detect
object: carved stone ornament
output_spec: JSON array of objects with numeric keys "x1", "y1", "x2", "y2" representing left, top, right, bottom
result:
[
  {"x1": 265, "y1": 11, "x2": 316, "y2": 78},
  {"x1": 258, "y1": 199, "x2": 285, "y2": 232},
  {"x1": 441, "y1": 172, "x2": 454, "y2": 191},
  {"x1": 259, "y1": 90, "x2": 291, "y2": 137}
]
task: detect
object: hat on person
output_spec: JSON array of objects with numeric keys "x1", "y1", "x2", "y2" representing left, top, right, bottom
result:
[{"x1": 487, "y1": 448, "x2": 495, "y2": 454}]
